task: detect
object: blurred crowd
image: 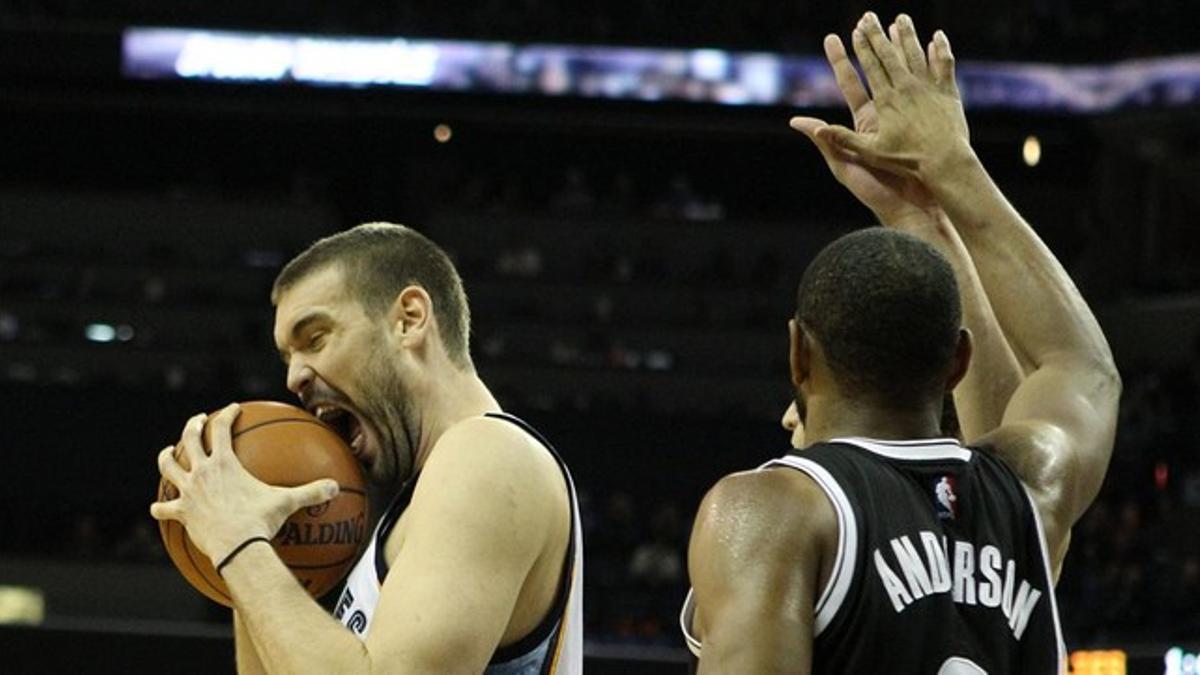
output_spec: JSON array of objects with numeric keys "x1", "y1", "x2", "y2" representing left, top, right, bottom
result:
[
  {"x1": 452, "y1": 166, "x2": 726, "y2": 224},
  {"x1": 1057, "y1": 354, "x2": 1200, "y2": 645}
]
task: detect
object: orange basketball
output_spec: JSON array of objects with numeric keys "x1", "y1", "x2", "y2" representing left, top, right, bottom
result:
[{"x1": 157, "y1": 401, "x2": 369, "y2": 607}]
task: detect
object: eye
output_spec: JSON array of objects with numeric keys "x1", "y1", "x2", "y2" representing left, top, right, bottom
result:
[{"x1": 306, "y1": 332, "x2": 327, "y2": 351}]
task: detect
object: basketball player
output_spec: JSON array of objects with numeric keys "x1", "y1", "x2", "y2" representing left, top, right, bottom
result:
[
  {"x1": 681, "y1": 13, "x2": 1119, "y2": 674},
  {"x1": 151, "y1": 224, "x2": 582, "y2": 674}
]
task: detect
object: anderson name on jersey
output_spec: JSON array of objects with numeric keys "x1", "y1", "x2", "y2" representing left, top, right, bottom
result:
[
  {"x1": 873, "y1": 530, "x2": 1044, "y2": 639},
  {"x1": 681, "y1": 436, "x2": 1065, "y2": 675}
]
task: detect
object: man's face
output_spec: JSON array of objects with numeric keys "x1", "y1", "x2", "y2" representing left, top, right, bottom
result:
[
  {"x1": 273, "y1": 266, "x2": 416, "y2": 487},
  {"x1": 781, "y1": 398, "x2": 806, "y2": 449}
]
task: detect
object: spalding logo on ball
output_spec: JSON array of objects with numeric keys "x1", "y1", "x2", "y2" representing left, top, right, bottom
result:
[{"x1": 156, "y1": 401, "x2": 369, "y2": 607}]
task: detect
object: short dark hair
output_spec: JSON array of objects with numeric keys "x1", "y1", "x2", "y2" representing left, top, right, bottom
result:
[
  {"x1": 272, "y1": 223, "x2": 472, "y2": 369},
  {"x1": 796, "y1": 228, "x2": 961, "y2": 403}
]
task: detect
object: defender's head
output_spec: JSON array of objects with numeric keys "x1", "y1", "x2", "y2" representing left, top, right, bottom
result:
[
  {"x1": 271, "y1": 222, "x2": 471, "y2": 486},
  {"x1": 787, "y1": 228, "x2": 970, "y2": 437}
]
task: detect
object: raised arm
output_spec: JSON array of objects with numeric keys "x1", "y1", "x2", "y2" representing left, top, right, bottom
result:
[
  {"x1": 790, "y1": 29, "x2": 1022, "y2": 439},
  {"x1": 898, "y1": 210, "x2": 1025, "y2": 440},
  {"x1": 819, "y1": 13, "x2": 1120, "y2": 558}
]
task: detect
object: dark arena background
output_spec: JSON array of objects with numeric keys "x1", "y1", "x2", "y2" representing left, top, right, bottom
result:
[{"x1": 2, "y1": 2, "x2": 1200, "y2": 673}]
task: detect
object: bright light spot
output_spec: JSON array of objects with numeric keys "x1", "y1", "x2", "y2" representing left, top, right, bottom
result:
[
  {"x1": 293, "y1": 38, "x2": 439, "y2": 86},
  {"x1": 434, "y1": 123, "x2": 453, "y2": 143},
  {"x1": 175, "y1": 33, "x2": 293, "y2": 81},
  {"x1": 85, "y1": 323, "x2": 116, "y2": 343},
  {"x1": 691, "y1": 49, "x2": 728, "y2": 81},
  {"x1": 1071, "y1": 649, "x2": 1127, "y2": 674},
  {"x1": 0, "y1": 586, "x2": 45, "y2": 625},
  {"x1": 1166, "y1": 646, "x2": 1200, "y2": 675},
  {"x1": 1023, "y1": 135, "x2": 1041, "y2": 167}
]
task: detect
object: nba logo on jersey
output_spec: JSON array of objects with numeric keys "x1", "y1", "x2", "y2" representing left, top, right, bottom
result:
[{"x1": 933, "y1": 476, "x2": 958, "y2": 520}]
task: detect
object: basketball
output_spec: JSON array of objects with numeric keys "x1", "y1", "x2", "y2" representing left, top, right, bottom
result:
[{"x1": 156, "y1": 401, "x2": 369, "y2": 607}]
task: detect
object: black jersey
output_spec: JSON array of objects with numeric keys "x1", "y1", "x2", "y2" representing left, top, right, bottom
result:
[{"x1": 681, "y1": 436, "x2": 1064, "y2": 675}]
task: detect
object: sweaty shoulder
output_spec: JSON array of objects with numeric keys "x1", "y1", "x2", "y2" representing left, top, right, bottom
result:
[
  {"x1": 701, "y1": 468, "x2": 835, "y2": 535},
  {"x1": 692, "y1": 467, "x2": 837, "y2": 582},
  {"x1": 973, "y1": 422, "x2": 1069, "y2": 493},
  {"x1": 688, "y1": 467, "x2": 835, "y2": 663},
  {"x1": 972, "y1": 422, "x2": 1075, "y2": 574}
]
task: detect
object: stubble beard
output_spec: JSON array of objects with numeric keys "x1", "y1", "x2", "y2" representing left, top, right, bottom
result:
[{"x1": 357, "y1": 342, "x2": 419, "y2": 489}]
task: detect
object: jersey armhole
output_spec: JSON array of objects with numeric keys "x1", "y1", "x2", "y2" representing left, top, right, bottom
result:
[
  {"x1": 765, "y1": 456, "x2": 858, "y2": 637},
  {"x1": 679, "y1": 589, "x2": 702, "y2": 657},
  {"x1": 480, "y1": 411, "x2": 582, "y2": 670},
  {"x1": 1020, "y1": 483, "x2": 1068, "y2": 673},
  {"x1": 678, "y1": 455, "x2": 860, "y2": 656}
]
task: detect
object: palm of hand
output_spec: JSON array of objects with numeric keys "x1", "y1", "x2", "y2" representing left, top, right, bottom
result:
[{"x1": 834, "y1": 101, "x2": 935, "y2": 220}]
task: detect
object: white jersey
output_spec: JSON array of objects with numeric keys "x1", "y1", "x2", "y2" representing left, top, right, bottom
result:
[{"x1": 335, "y1": 412, "x2": 584, "y2": 675}]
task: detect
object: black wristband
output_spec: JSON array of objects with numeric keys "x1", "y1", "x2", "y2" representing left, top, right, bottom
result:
[{"x1": 216, "y1": 536, "x2": 271, "y2": 577}]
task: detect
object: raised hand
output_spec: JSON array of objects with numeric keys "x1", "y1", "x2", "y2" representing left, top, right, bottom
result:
[
  {"x1": 814, "y1": 13, "x2": 971, "y2": 182},
  {"x1": 790, "y1": 28, "x2": 936, "y2": 226}
]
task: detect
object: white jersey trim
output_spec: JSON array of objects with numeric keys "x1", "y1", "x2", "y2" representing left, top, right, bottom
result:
[
  {"x1": 678, "y1": 453, "x2": 859, "y2": 656},
  {"x1": 1020, "y1": 483, "x2": 1067, "y2": 675},
  {"x1": 766, "y1": 455, "x2": 857, "y2": 636},
  {"x1": 831, "y1": 436, "x2": 972, "y2": 462},
  {"x1": 334, "y1": 413, "x2": 584, "y2": 675},
  {"x1": 680, "y1": 589, "x2": 701, "y2": 658}
]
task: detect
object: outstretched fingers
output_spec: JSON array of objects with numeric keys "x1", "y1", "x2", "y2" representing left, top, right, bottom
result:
[
  {"x1": 790, "y1": 116, "x2": 850, "y2": 166},
  {"x1": 823, "y1": 34, "x2": 871, "y2": 119},
  {"x1": 851, "y1": 25, "x2": 891, "y2": 95},
  {"x1": 893, "y1": 14, "x2": 929, "y2": 80},
  {"x1": 857, "y1": 12, "x2": 911, "y2": 87},
  {"x1": 929, "y1": 30, "x2": 959, "y2": 95},
  {"x1": 789, "y1": 116, "x2": 827, "y2": 139},
  {"x1": 814, "y1": 124, "x2": 871, "y2": 162}
]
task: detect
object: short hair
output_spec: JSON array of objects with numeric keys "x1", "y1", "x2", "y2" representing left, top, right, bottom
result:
[
  {"x1": 272, "y1": 223, "x2": 472, "y2": 369},
  {"x1": 795, "y1": 228, "x2": 961, "y2": 403}
]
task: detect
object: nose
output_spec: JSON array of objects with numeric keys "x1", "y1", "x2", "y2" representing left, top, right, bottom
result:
[
  {"x1": 781, "y1": 401, "x2": 799, "y2": 432},
  {"x1": 286, "y1": 357, "x2": 315, "y2": 397}
]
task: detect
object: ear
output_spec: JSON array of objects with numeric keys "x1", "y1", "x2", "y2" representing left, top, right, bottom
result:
[
  {"x1": 945, "y1": 328, "x2": 973, "y2": 391},
  {"x1": 387, "y1": 285, "x2": 433, "y2": 347},
  {"x1": 788, "y1": 319, "x2": 813, "y2": 389}
]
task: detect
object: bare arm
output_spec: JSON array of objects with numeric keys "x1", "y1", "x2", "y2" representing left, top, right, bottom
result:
[
  {"x1": 688, "y1": 470, "x2": 834, "y2": 675},
  {"x1": 224, "y1": 544, "x2": 366, "y2": 674},
  {"x1": 820, "y1": 13, "x2": 1120, "y2": 550},
  {"x1": 361, "y1": 418, "x2": 566, "y2": 671},
  {"x1": 234, "y1": 611, "x2": 268, "y2": 675},
  {"x1": 790, "y1": 29, "x2": 1022, "y2": 440},
  {"x1": 892, "y1": 209, "x2": 1024, "y2": 440},
  {"x1": 221, "y1": 417, "x2": 566, "y2": 673}
]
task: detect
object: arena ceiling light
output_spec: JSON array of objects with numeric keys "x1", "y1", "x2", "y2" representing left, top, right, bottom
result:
[{"x1": 121, "y1": 27, "x2": 1200, "y2": 114}]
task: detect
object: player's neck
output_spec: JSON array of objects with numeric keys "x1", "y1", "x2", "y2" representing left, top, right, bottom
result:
[
  {"x1": 801, "y1": 393, "x2": 945, "y2": 446},
  {"x1": 409, "y1": 365, "x2": 501, "y2": 471}
]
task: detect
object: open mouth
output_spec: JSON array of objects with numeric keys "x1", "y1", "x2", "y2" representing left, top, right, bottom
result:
[{"x1": 312, "y1": 403, "x2": 368, "y2": 459}]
